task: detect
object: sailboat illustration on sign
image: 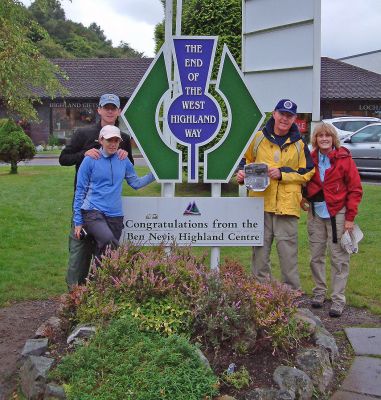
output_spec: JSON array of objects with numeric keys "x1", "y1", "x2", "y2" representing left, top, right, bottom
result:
[{"x1": 183, "y1": 201, "x2": 201, "y2": 215}]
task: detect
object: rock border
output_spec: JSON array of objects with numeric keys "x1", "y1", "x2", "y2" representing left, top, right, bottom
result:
[{"x1": 18, "y1": 308, "x2": 338, "y2": 400}]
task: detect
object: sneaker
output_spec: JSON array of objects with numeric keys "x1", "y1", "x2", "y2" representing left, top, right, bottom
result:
[
  {"x1": 329, "y1": 304, "x2": 344, "y2": 318},
  {"x1": 311, "y1": 295, "x2": 325, "y2": 308}
]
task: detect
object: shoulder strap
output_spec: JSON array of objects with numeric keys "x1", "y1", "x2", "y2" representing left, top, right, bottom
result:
[
  {"x1": 252, "y1": 131, "x2": 265, "y2": 161},
  {"x1": 294, "y1": 140, "x2": 301, "y2": 158}
]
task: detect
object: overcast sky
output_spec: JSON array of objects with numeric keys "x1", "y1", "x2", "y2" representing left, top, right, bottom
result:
[{"x1": 21, "y1": 0, "x2": 381, "y2": 59}]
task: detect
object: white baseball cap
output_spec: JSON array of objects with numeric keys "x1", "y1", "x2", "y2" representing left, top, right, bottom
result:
[{"x1": 99, "y1": 125, "x2": 122, "y2": 140}]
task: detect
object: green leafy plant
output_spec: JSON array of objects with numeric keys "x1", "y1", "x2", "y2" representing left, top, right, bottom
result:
[
  {"x1": 52, "y1": 314, "x2": 219, "y2": 400},
  {"x1": 221, "y1": 366, "x2": 251, "y2": 390},
  {"x1": 127, "y1": 297, "x2": 192, "y2": 336},
  {"x1": 0, "y1": 118, "x2": 35, "y2": 173}
]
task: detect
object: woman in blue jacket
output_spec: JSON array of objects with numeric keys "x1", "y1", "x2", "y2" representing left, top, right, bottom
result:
[{"x1": 73, "y1": 125, "x2": 155, "y2": 263}]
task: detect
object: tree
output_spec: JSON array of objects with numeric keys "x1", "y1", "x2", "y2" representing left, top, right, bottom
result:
[
  {"x1": 0, "y1": 119, "x2": 36, "y2": 174},
  {"x1": 0, "y1": 0, "x2": 67, "y2": 121},
  {"x1": 28, "y1": 0, "x2": 65, "y2": 24},
  {"x1": 89, "y1": 22, "x2": 108, "y2": 43},
  {"x1": 27, "y1": 1, "x2": 143, "y2": 59},
  {"x1": 154, "y1": 0, "x2": 242, "y2": 65},
  {"x1": 115, "y1": 41, "x2": 144, "y2": 58}
]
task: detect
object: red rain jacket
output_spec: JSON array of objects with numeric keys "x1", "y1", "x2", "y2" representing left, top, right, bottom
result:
[{"x1": 306, "y1": 146, "x2": 363, "y2": 222}]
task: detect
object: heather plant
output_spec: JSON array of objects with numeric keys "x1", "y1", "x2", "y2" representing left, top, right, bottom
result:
[
  {"x1": 193, "y1": 259, "x2": 305, "y2": 352},
  {"x1": 193, "y1": 260, "x2": 258, "y2": 351},
  {"x1": 60, "y1": 243, "x2": 208, "y2": 335},
  {"x1": 60, "y1": 246, "x2": 307, "y2": 350}
]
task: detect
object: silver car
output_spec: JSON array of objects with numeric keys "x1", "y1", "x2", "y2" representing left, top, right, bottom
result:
[
  {"x1": 341, "y1": 123, "x2": 381, "y2": 176},
  {"x1": 323, "y1": 116, "x2": 381, "y2": 140}
]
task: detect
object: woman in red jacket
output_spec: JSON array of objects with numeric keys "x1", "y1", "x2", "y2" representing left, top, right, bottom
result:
[{"x1": 302, "y1": 122, "x2": 362, "y2": 317}]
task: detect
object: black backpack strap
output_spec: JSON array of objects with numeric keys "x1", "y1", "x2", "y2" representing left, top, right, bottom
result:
[{"x1": 330, "y1": 216, "x2": 337, "y2": 243}]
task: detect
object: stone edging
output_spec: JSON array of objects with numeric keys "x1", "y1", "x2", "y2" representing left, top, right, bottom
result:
[{"x1": 18, "y1": 308, "x2": 338, "y2": 400}]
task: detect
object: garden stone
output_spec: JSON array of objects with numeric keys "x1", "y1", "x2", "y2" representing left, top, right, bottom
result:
[
  {"x1": 67, "y1": 324, "x2": 96, "y2": 344},
  {"x1": 195, "y1": 348, "x2": 211, "y2": 369},
  {"x1": 273, "y1": 365, "x2": 313, "y2": 400},
  {"x1": 20, "y1": 356, "x2": 54, "y2": 400},
  {"x1": 44, "y1": 383, "x2": 66, "y2": 399},
  {"x1": 35, "y1": 316, "x2": 62, "y2": 338},
  {"x1": 22, "y1": 338, "x2": 49, "y2": 357},
  {"x1": 313, "y1": 324, "x2": 330, "y2": 337},
  {"x1": 313, "y1": 327, "x2": 338, "y2": 362},
  {"x1": 244, "y1": 388, "x2": 295, "y2": 400},
  {"x1": 215, "y1": 396, "x2": 237, "y2": 400},
  {"x1": 294, "y1": 312, "x2": 317, "y2": 335},
  {"x1": 295, "y1": 347, "x2": 333, "y2": 392},
  {"x1": 297, "y1": 308, "x2": 323, "y2": 328}
]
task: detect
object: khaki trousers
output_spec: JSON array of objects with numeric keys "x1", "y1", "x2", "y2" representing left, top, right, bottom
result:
[
  {"x1": 251, "y1": 212, "x2": 300, "y2": 290},
  {"x1": 307, "y1": 208, "x2": 350, "y2": 307}
]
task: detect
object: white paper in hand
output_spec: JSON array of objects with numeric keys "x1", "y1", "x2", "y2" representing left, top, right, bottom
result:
[{"x1": 340, "y1": 224, "x2": 364, "y2": 254}]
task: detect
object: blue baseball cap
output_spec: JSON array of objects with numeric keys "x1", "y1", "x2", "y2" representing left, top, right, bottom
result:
[
  {"x1": 274, "y1": 99, "x2": 297, "y2": 115},
  {"x1": 99, "y1": 93, "x2": 120, "y2": 108}
]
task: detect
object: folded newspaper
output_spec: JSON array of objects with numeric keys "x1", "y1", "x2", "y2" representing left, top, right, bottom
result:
[{"x1": 340, "y1": 224, "x2": 364, "y2": 254}]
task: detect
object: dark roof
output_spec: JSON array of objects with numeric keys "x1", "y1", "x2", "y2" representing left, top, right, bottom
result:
[
  {"x1": 321, "y1": 57, "x2": 381, "y2": 100},
  {"x1": 40, "y1": 56, "x2": 381, "y2": 102},
  {"x1": 48, "y1": 58, "x2": 153, "y2": 99}
]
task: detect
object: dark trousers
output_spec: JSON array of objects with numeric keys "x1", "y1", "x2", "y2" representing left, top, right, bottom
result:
[
  {"x1": 82, "y1": 210, "x2": 124, "y2": 264},
  {"x1": 66, "y1": 226, "x2": 95, "y2": 288}
]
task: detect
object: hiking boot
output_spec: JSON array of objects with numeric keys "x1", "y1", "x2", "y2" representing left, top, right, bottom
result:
[
  {"x1": 311, "y1": 295, "x2": 325, "y2": 308},
  {"x1": 329, "y1": 304, "x2": 344, "y2": 318}
]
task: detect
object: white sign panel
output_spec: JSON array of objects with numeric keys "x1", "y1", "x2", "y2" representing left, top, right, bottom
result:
[
  {"x1": 242, "y1": 0, "x2": 321, "y2": 118},
  {"x1": 122, "y1": 197, "x2": 264, "y2": 246}
]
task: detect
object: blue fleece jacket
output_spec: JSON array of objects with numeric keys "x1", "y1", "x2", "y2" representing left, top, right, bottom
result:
[{"x1": 73, "y1": 149, "x2": 155, "y2": 226}]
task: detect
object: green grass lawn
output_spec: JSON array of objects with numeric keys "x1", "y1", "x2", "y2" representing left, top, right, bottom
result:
[{"x1": 1, "y1": 166, "x2": 380, "y2": 314}]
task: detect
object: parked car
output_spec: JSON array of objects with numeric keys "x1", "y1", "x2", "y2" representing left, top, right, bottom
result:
[
  {"x1": 323, "y1": 116, "x2": 381, "y2": 140},
  {"x1": 341, "y1": 123, "x2": 381, "y2": 176}
]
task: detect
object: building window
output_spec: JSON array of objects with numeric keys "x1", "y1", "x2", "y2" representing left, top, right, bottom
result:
[{"x1": 50, "y1": 101, "x2": 98, "y2": 144}]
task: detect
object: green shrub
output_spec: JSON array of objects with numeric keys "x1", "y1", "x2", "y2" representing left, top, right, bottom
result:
[
  {"x1": 221, "y1": 366, "x2": 251, "y2": 390},
  {"x1": 52, "y1": 314, "x2": 219, "y2": 400},
  {"x1": 0, "y1": 118, "x2": 35, "y2": 173},
  {"x1": 48, "y1": 135, "x2": 61, "y2": 147}
]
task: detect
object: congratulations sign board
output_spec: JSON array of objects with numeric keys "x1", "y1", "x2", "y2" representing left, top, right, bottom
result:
[{"x1": 122, "y1": 197, "x2": 263, "y2": 246}]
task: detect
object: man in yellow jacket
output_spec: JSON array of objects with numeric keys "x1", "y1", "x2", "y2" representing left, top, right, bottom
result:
[{"x1": 237, "y1": 99, "x2": 315, "y2": 290}]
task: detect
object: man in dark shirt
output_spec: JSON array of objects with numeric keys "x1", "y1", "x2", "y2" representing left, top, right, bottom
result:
[{"x1": 59, "y1": 93, "x2": 134, "y2": 288}]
